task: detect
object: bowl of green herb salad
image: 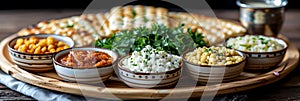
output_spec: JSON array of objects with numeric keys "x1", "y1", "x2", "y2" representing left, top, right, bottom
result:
[
  {"x1": 94, "y1": 24, "x2": 209, "y2": 88},
  {"x1": 225, "y1": 35, "x2": 288, "y2": 70}
]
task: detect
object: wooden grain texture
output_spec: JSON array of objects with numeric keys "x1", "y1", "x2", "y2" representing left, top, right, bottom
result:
[{"x1": 0, "y1": 9, "x2": 300, "y2": 100}]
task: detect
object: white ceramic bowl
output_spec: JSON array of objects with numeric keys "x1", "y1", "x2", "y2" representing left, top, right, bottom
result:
[
  {"x1": 182, "y1": 49, "x2": 246, "y2": 84},
  {"x1": 117, "y1": 55, "x2": 182, "y2": 88},
  {"x1": 225, "y1": 37, "x2": 288, "y2": 70},
  {"x1": 8, "y1": 34, "x2": 75, "y2": 72},
  {"x1": 53, "y1": 47, "x2": 118, "y2": 84}
]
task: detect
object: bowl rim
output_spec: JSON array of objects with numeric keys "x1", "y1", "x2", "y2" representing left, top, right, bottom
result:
[
  {"x1": 117, "y1": 55, "x2": 182, "y2": 75},
  {"x1": 53, "y1": 47, "x2": 118, "y2": 70},
  {"x1": 224, "y1": 35, "x2": 289, "y2": 54},
  {"x1": 181, "y1": 47, "x2": 247, "y2": 67},
  {"x1": 8, "y1": 34, "x2": 75, "y2": 55}
]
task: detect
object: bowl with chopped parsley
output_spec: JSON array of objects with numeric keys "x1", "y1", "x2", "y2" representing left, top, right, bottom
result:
[
  {"x1": 117, "y1": 45, "x2": 182, "y2": 88},
  {"x1": 225, "y1": 35, "x2": 288, "y2": 70}
]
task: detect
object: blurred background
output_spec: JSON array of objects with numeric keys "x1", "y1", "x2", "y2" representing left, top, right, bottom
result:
[{"x1": 0, "y1": 0, "x2": 297, "y2": 10}]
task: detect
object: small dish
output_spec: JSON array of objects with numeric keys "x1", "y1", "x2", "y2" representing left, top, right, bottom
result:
[
  {"x1": 115, "y1": 45, "x2": 182, "y2": 88},
  {"x1": 225, "y1": 35, "x2": 288, "y2": 70},
  {"x1": 8, "y1": 34, "x2": 74, "y2": 72},
  {"x1": 117, "y1": 55, "x2": 182, "y2": 88},
  {"x1": 53, "y1": 47, "x2": 118, "y2": 84},
  {"x1": 182, "y1": 47, "x2": 246, "y2": 84}
]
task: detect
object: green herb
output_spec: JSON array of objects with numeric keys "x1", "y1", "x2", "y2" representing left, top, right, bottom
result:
[
  {"x1": 262, "y1": 40, "x2": 269, "y2": 44},
  {"x1": 143, "y1": 17, "x2": 149, "y2": 22},
  {"x1": 259, "y1": 37, "x2": 264, "y2": 40},
  {"x1": 145, "y1": 54, "x2": 149, "y2": 59},
  {"x1": 132, "y1": 64, "x2": 137, "y2": 66},
  {"x1": 205, "y1": 48, "x2": 212, "y2": 52},
  {"x1": 66, "y1": 24, "x2": 74, "y2": 28},
  {"x1": 131, "y1": 34, "x2": 179, "y2": 55},
  {"x1": 94, "y1": 24, "x2": 208, "y2": 56},
  {"x1": 94, "y1": 35, "x2": 115, "y2": 50},
  {"x1": 240, "y1": 44, "x2": 251, "y2": 49},
  {"x1": 218, "y1": 53, "x2": 224, "y2": 56},
  {"x1": 132, "y1": 10, "x2": 137, "y2": 18},
  {"x1": 187, "y1": 28, "x2": 207, "y2": 47},
  {"x1": 227, "y1": 45, "x2": 233, "y2": 49}
]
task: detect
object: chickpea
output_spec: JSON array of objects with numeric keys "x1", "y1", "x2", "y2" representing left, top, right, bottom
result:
[
  {"x1": 41, "y1": 47, "x2": 47, "y2": 53},
  {"x1": 57, "y1": 41, "x2": 65, "y2": 47},
  {"x1": 56, "y1": 47, "x2": 63, "y2": 52},
  {"x1": 236, "y1": 57, "x2": 243, "y2": 63},
  {"x1": 49, "y1": 49, "x2": 56, "y2": 53},
  {"x1": 200, "y1": 57, "x2": 206, "y2": 63},
  {"x1": 19, "y1": 45, "x2": 27, "y2": 52},
  {"x1": 47, "y1": 36, "x2": 55, "y2": 45},
  {"x1": 17, "y1": 48, "x2": 22, "y2": 52},
  {"x1": 210, "y1": 54, "x2": 216, "y2": 58},
  {"x1": 14, "y1": 44, "x2": 20, "y2": 50},
  {"x1": 226, "y1": 61, "x2": 233, "y2": 65},
  {"x1": 47, "y1": 45, "x2": 55, "y2": 51},
  {"x1": 185, "y1": 46, "x2": 243, "y2": 65},
  {"x1": 63, "y1": 45, "x2": 69, "y2": 49},
  {"x1": 27, "y1": 48, "x2": 35, "y2": 53},
  {"x1": 13, "y1": 36, "x2": 69, "y2": 54},
  {"x1": 16, "y1": 39, "x2": 24, "y2": 45},
  {"x1": 230, "y1": 49, "x2": 235, "y2": 55},
  {"x1": 226, "y1": 57, "x2": 231, "y2": 61},
  {"x1": 37, "y1": 39, "x2": 47, "y2": 47},
  {"x1": 29, "y1": 38, "x2": 38, "y2": 44},
  {"x1": 29, "y1": 44, "x2": 35, "y2": 49},
  {"x1": 34, "y1": 46, "x2": 41, "y2": 54}
]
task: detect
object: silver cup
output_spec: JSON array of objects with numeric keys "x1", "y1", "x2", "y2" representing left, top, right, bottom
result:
[{"x1": 237, "y1": 0, "x2": 288, "y2": 37}]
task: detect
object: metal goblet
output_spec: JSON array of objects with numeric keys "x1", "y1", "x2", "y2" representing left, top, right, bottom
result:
[{"x1": 237, "y1": 0, "x2": 288, "y2": 37}]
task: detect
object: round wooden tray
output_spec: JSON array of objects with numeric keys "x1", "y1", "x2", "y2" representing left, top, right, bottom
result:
[{"x1": 0, "y1": 34, "x2": 299, "y2": 100}]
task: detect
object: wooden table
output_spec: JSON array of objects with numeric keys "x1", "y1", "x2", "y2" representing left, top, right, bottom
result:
[{"x1": 0, "y1": 9, "x2": 300, "y2": 100}]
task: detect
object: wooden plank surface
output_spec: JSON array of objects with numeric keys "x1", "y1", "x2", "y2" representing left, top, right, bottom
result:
[{"x1": 0, "y1": 9, "x2": 299, "y2": 100}]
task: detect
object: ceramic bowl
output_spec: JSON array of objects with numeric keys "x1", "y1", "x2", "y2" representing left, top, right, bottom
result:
[
  {"x1": 117, "y1": 55, "x2": 182, "y2": 88},
  {"x1": 237, "y1": 44, "x2": 288, "y2": 70},
  {"x1": 225, "y1": 37, "x2": 288, "y2": 70},
  {"x1": 53, "y1": 47, "x2": 118, "y2": 84},
  {"x1": 8, "y1": 34, "x2": 75, "y2": 72},
  {"x1": 182, "y1": 49, "x2": 246, "y2": 84}
]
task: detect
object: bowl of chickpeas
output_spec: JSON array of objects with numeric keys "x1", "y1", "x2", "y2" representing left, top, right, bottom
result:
[
  {"x1": 182, "y1": 46, "x2": 246, "y2": 84},
  {"x1": 8, "y1": 34, "x2": 75, "y2": 72}
]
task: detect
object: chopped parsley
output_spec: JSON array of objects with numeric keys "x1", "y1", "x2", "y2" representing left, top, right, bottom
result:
[
  {"x1": 240, "y1": 44, "x2": 251, "y2": 49},
  {"x1": 227, "y1": 45, "x2": 233, "y2": 49},
  {"x1": 259, "y1": 37, "x2": 264, "y2": 40},
  {"x1": 132, "y1": 10, "x2": 137, "y2": 18},
  {"x1": 66, "y1": 24, "x2": 74, "y2": 28},
  {"x1": 262, "y1": 40, "x2": 269, "y2": 44},
  {"x1": 205, "y1": 48, "x2": 212, "y2": 52}
]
